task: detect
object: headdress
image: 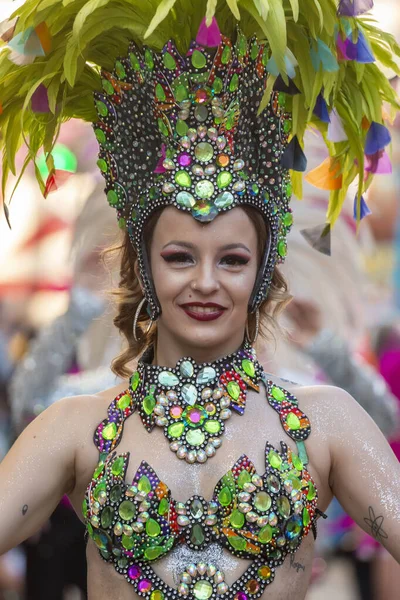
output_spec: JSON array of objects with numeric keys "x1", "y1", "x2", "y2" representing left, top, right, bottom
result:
[{"x1": 1, "y1": 0, "x2": 399, "y2": 319}]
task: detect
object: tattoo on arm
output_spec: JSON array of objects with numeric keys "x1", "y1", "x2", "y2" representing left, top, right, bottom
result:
[
  {"x1": 363, "y1": 506, "x2": 388, "y2": 542},
  {"x1": 22, "y1": 504, "x2": 28, "y2": 516},
  {"x1": 290, "y1": 553, "x2": 306, "y2": 573}
]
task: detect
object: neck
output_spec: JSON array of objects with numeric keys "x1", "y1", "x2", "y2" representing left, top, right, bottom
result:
[{"x1": 153, "y1": 325, "x2": 247, "y2": 367}]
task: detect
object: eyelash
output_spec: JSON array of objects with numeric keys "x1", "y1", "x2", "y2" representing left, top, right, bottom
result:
[{"x1": 161, "y1": 252, "x2": 249, "y2": 266}]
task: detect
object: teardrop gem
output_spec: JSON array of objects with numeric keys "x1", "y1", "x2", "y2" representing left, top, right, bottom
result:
[{"x1": 175, "y1": 170, "x2": 192, "y2": 187}]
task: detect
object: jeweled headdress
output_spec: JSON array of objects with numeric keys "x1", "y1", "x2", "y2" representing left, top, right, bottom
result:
[{"x1": 1, "y1": 0, "x2": 399, "y2": 319}]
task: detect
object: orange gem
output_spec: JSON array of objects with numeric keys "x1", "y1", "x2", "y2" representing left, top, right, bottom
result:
[
  {"x1": 216, "y1": 153, "x2": 230, "y2": 167},
  {"x1": 245, "y1": 579, "x2": 260, "y2": 594},
  {"x1": 258, "y1": 565, "x2": 272, "y2": 580}
]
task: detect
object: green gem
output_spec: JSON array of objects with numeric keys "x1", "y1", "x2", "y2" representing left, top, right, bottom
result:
[
  {"x1": 262, "y1": 47, "x2": 269, "y2": 66},
  {"x1": 144, "y1": 49, "x2": 154, "y2": 70},
  {"x1": 195, "y1": 179, "x2": 214, "y2": 199},
  {"x1": 251, "y1": 183, "x2": 259, "y2": 195},
  {"x1": 214, "y1": 191, "x2": 233, "y2": 209},
  {"x1": 237, "y1": 469, "x2": 251, "y2": 489},
  {"x1": 82, "y1": 498, "x2": 88, "y2": 518},
  {"x1": 229, "y1": 73, "x2": 239, "y2": 92},
  {"x1": 192, "y1": 49, "x2": 207, "y2": 69},
  {"x1": 93, "y1": 480, "x2": 107, "y2": 501},
  {"x1": 94, "y1": 129, "x2": 106, "y2": 144},
  {"x1": 218, "y1": 486, "x2": 232, "y2": 506},
  {"x1": 258, "y1": 525, "x2": 273, "y2": 544},
  {"x1": 268, "y1": 450, "x2": 282, "y2": 470},
  {"x1": 230, "y1": 509, "x2": 245, "y2": 529},
  {"x1": 193, "y1": 580, "x2": 213, "y2": 600},
  {"x1": 163, "y1": 52, "x2": 176, "y2": 70},
  {"x1": 277, "y1": 496, "x2": 291, "y2": 519},
  {"x1": 158, "y1": 371, "x2": 179, "y2": 386},
  {"x1": 278, "y1": 92, "x2": 286, "y2": 107},
  {"x1": 168, "y1": 421, "x2": 185, "y2": 438},
  {"x1": 292, "y1": 454, "x2": 303, "y2": 471},
  {"x1": 190, "y1": 498, "x2": 204, "y2": 519},
  {"x1": 117, "y1": 394, "x2": 131, "y2": 410},
  {"x1": 151, "y1": 589, "x2": 164, "y2": 600},
  {"x1": 242, "y1": 359, "x2": 255, "y2": 377},
  {"x1": 86, "y1": 522, "x2": 93, "y2": 537},
  {"x1": 175, "y1": 170, "x2": 192, "y2": 187},
  {"x1": 212, "y1": 77, "x2": 223, "y2": 93},
  {"x1": 144, "y1": 518, "x2": 159, "y2": 538},
  {"x1": 118, "y1": 556, "x2": 128, "y2": 568},
  {"x1": 130, "y1": 53, "x2": 140, "y2": 70},
  {"x1": 155, "y1": 83, "x2": 166, "y2": 101},
  {"x1": 271, "y1": 385, "x2": 285, "y2": 402},
  {"x1": 263, "y1": 191, "x2": 270, "y2": 203},
  {"x1": 175, "y1": 83, "x2": 188, "y2": 102},
  {"x1": 227, "y1": 381, "x2": 240, "y2": 400},
  {"x1": 190, "y1": 523, "x2": 205, "y2": 546},
  {"x1": 221, "y1": 45, "x2": 232, "y2": 64},
  {"x1": 284, "y1": 119, "x2": 292, "y2": 133},
  {"x1": 107, "y1": 190, "x2": 118, "y2": 207},
  {"x1": 118, "y1": 217, "x2": 126, "y2": 230},
  {"x1": 96, "y1": 100, "x2": 108, "y2": 117},
  {"x1": 228, "y1": 535, "x2": 247, "y2": 551},
  {"x1": 204, "y1": 420, "x2": 221, "y2": 434},
  {"x1": 111, "y1": 457, "x2": 125, "y2": 476},
  {"x1": 102, "y1": 422, "x2": 117, "y2": 440},
  {"x1": 186, "y1": 429, "x2": 205, "y2": 447},
  {"x1": 237, "y1": 33, "x2": 247, "y2": 56},
  {"x1": 283, "y1": 212, "x2": 293, "y2": 227},
  {"x1": 130, "y1": 371, "x2": 140, "y2": 391},
  {"x1": 122, "y1": 534, "x2": 134, "y2": 550},
  {"x1": 307, "y1": 481, "x2": 316, "y2": 501},
  {"x1": 119, "y1": 500, "x2": 136, "y2": 521},
  {"x1": 226, "y1": 113, "x2": 236, "y2": 130},
  {"x1": 158, "y1": 119, "x2": 170, "y2": 137},
  {"x1": 176, "y1": 191, "x2": 195, "y2": 208},
  {"x1": 143, "y1": 394, "x2": 156, "y2": 415},
  {"x1": 216, "y1": 171, "x2": 232, "y2": 189},
  {"x1": 101, "y1": 506, "x2": 114, "y2": 529},
  {"x1": 176, "y1": 119, "x2": 188, "y2": 136},
  {"x1": 92, "y1": 530, "x2": 112, "y2": 550},
  {"x1": 278, "y1": 240, "x2": 287, "y2": 257},
  {"x1": 194, "y1": 142, "x2": 214, "y2": 163},
  {"x1": 180, "y1": 360, "x2": 194, "y2": 377},
  {"x1": 144, "y1": 546, "x2": 164, "y2": 560},
  {"x1": 251, "y1": 41, "x2": 259, "y2": 60},
  {"x1": 158, "y1": 497, "x2": 169, "y2": 516},
  {"x1": 286, "y1": 412, "x2": 300, "y2": 430},
  {"x1": 102, "y1": 79, "x2": 114, "y2": 95},
  {"x1": 254, "y1": 491, "x2": 272, "y2": 512},
  {"x1": 138, "y1": 475, "x2": 152, "y2": 494},
  {"x1": 110, "y1": 485, "x2": 123, "y2": 503},
  {"x1": 115, "y1": 60, "x2": 126, "y2": 79},
  {"x1": 303, "y1": 507, "x2": 310, "y2": 527},
  {"x1": 286, "y1": 182, "x2": 293, "y2": 196},
  {"x1": 93, "y1": 462, "x2": 104, "y2": 479}
]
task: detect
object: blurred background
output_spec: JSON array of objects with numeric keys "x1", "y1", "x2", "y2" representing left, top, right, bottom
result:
[{"x1": 0, "y1": 0, "x2": 400, "y2": 599}]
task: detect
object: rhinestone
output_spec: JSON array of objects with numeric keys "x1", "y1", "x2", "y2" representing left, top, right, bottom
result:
[
  {"x1": 163, "y1": 182, "x2": 175, "y2": 194},
  {"x1": 180, "y1": 360, "x2": 194, "y2": 377},
  {"x1": 217, "y1": 171, "x2": 233, "y2": 189},
  {"x1": 177, "y1": 515, "x2": 190, "y2": 527},
  {"x1": 159, "y1": 371, "x2": 179, "y2": 386},
  {"x1": 213, "y1": 388, "x2": 223, "y2": 399},
  {"x1": 195, "y1": 180, "x2": 214, "y2": 199},
  {"x1": 211, "y1": 438, "x2": 222, "y2": 448},
  {"x1": 197, "y1": 366, "x2": 217, "y2": 385},
  {"x1": 167, "y1": 390, "x2": 178, "y2": 400},
  {"x1": 238, "y1": 503, "x2": 251, "y2": 513},
  {"x1": 176, "y1": 502, "x2": 186, "y2": 514},
  {"x1": 204, "y1": 164, "x2": 216, "y2": 175},
  {"x1": 119, "y1": 500, "x2": 136, "y2": 521},
  {"x1": 233, "y1": 181, "x2": 245, "y2": 192},
  {"x1": 177, "y1": 446, "x2": 187, "y2": 459},
  {"x1": 113, "y1": 522, "x2": 123, "y2": 536},
  {"x1": 157, "y1": 394, "x2": 168, "y2": 406},
  {"x1": 205, "y1": 444, "x2": 216, "y2": 457},
  {"x1": 195, "y1": 142, "x2": 214, "y2": 163},
  {"x1": 175, "y1": 170, "x2": 192, "y2": 187},
  {"x1": 186, "y1": 450, "x2": 197, "y2": 463},
  {"x1": 187, "y1": 564, "x2": 197, "y2": 577},
  {"x1": 207, "y1": 127, "x2": 218, "y2": 140},
  {"x1": 154, "y1": 405, "x2": 165, "y2": 416},
  {"x1": 192, "y1": 164, "x2": 205, "y2": 176},
  {"x1": 181, "y1": 573, "x2": 192, "y2": 585},
  {"x1": 186, "y1": 429, "x2": 206, "y2": 446},
  {"x1": 197, "y1": 562, "x2": 207, "y2": 575},
  {"x1": 208, "y1": 501, "x2": 219, "y2": 514},
  {"x1": 168, "y1": 421, "x2": 185, "y2": 438},
  {"x1": 187, "y1": 128, "x2": 197, "y2": 141},
  {"x1": 277, "y1": 496, "x2": 291, "y2": 519},
  {"x1": 254, "y1": 491, "x2": 272, "y2": 512},
  {"x1": 266, "y1": 474, "x2": 281, "y2": 493},
  {"x1": 217, "y1": 583, "x2": 228, "y2": 595},
  {"x1": 163, "y1": 158, "x2": 175, "y2": 170},
  {"x1": 256, "y1": 516, "x2": 269, "y2": 527},
  {"x1": 197, "y1": 450, "x2": 207, "y2": 463},
  {"x1": 155, "y1": 417, "x2": 168, "y2": 426},
  {"x1": 190, "y1": 498, "x2": 204, "y2": 519},
  {"x1": 190, "y1": 523, "x2": 205, "y2": 546},
  {"x1": 178, "y1": 583, "x2": 189, "y2": 595},
  {"x1": 205, "y1": 514, "x2": 217, "y2": 525},
  {"x1": 180, "y1": 136, "x2": 191, "y2": 149},
  {"x1": 230, "y1": 509, "x2": 245, "y2": 529},
  {"x1": 215, "y1": 191, "x2": 234, "y2": 209},
  {"x1": 216, "y1": 136, "x2": 227, "y2": 150},
  {"x1": 207, "y1": 565, "x2": 217, "y2": 577},
  {"x1": 245, "y1": 511, "x2": 258, "y2": 523},
  {"x1": 238, "y1": 491, "x2": 251, "y2": 502},
  {"x1": 201, "y1": 387, "x2": 212, "y2": 399},
  {"x1": 214, "y1": 571, "x2": 224, "y2": 584},
  {"x1": 178, "y1": 108, "x2": 190, "y2": 120},
  {"x1": 195, "y1": 105, "x2": 208, "y2": 122},
  {"x1": 181, "y1": 384, "x2": 198, "y2": 405},
  {"x1": 258, "y1": 524, "x2": 273, "y2": 544},
  {"x1": 243, "y1": 482, "x2": 256, "y2": 493},
  {"x1": 132, "y1": 521, "x2": 144, "y2": 533},
  {"x1": 220, "y1": 408, "x2": 231, "y2": 420}
]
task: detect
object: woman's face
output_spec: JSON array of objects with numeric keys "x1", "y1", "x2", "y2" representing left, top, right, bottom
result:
[{"x1": 150, "y1": 206, "x2": 260, "y2": 360}]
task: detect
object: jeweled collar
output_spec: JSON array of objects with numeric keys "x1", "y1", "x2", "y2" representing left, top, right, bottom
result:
[{"x1": 129, "y1": 341, "x2": 263, "y2": 464}]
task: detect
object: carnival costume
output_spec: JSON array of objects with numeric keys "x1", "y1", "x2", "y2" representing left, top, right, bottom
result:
[{"x1": 1, "y1": 0, "x2": 399, "y2": 598}]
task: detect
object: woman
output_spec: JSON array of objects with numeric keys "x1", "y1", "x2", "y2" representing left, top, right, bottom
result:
[{"x1": 0, "y1": 1, "x2": 399, "y2": 599}]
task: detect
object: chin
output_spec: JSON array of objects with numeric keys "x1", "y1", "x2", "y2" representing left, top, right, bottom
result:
[{"x1": 178, "y1": 324, "x2": 239, "y2": 352}]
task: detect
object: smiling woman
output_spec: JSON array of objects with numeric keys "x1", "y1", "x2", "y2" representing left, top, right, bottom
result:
[{"x1": 1, "y1": 1, "x2": 400, "y2": 599}]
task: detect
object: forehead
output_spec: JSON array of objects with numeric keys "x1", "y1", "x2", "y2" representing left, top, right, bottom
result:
[{"x1": 152, "y1": 206, "x2": 258, "y2": 247}]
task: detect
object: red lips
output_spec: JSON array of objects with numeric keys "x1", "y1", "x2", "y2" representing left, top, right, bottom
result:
[{"x1": 179, "y1": 302, "x2": 227, "y2": 322}]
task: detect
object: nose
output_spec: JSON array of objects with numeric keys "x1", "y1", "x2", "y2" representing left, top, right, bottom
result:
[{"x1": 190, "y1": 259, "x2": 220, "y2": 295}]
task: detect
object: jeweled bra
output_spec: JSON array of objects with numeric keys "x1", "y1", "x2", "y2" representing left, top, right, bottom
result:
[{"x1": 83, "y1": 348, "x2": 321, "y2": 599}]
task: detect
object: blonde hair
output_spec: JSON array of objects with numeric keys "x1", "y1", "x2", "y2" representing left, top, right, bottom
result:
[{"x1": 105, "y1": 208, "x2": 291, "y2": 378}]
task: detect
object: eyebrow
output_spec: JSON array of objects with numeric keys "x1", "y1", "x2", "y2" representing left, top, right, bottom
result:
[{"x1": 161, "y1": 241, "x2": 252, "y2": 253}]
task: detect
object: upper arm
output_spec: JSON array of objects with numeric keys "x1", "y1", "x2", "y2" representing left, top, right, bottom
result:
[
  {"x1": 0, "y1": 396, "x2": 82, "y2": 556},
  {"x1": 326, "y1": 387, "x2": 400, "y2": 562}
]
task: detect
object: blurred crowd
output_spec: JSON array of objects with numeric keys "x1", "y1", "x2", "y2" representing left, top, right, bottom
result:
[{"x1": 1, "y1": 1, "x2": 400, "y2": 599}]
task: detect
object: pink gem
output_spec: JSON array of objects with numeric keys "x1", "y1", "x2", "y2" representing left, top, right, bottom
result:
[
  {"x1": 138, "y1": 579, "x2": 152, "y2": 593},
  {"x1": 234, "y1": 594, "x2": 248, "y2": 600},
  {"x1": 170, "y1": 406, "x2": 183, "y2": 418},
  {"x1": 178, "y1": 153, "x2": 191, "y2": 167},
  {"x1": 128, "y1": 565, "x2": 141, "y2": 580},
  {"x1": 189, "y1": 408, "x2": 201, "y2": 423}
]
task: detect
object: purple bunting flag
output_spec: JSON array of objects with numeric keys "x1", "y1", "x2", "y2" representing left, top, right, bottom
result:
[
  {"x1": 365, "y1": 122, "x2": 391, "y2": 155},
  {"x1": 313, "y1": 94, "x2": 331, "y2": 123},
  {"x1": 353, "y1": 194, "x2": 372, "y2": 220},
  {"x1": 338, "y1": 0, "x2": 374, "y2": 17},
  {"x1": 196, "y1": 16, "x2": 221, "y2": 47},
  {"x1": 31, "y1": 84, "x2": 49, "y2": 113}
]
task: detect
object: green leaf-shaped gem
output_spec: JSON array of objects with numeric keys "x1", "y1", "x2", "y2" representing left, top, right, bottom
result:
[
  {"x1": 130, "y1": 53, "x2": 140, "y2": 70},
  {"x1": 107, "y1": 190, "x2": 118, "y2": 207},
  {"x1": 93, "y1": 462, "x2": 104, "y2": 479},
  {"x1": 291, "y1": 454, "x2": 303, "y2": 472},
  {"x1": 138, "y1": 475, "x2": 152, "y2": 494},
  {"x1": 227, "y1": 381, "x2": 240, "y2": 400},
  {"x1": 158, "y1": 497, "x2": 169, "y2": 516},
  {"x1": 158, "y1": 118, "x2": 169, "y2": 137},
  {"x1": 96, "y1": 100, "x2": 108, "y2": 117},
  {"x1": 146, "y1": 518, "x2": 161, "y2": 538},
  {"x1": 283, "y1": 212, "x2": 293, "y2": 227},
  {"x1": 258, "y1": 524, "x2": 273, "y2": 544},
  {"x1": 303, "y1": 507, "x2": 310, "y2": 527},
  {"x1": 268, "y1": 450, "x2": 282, "y2": 470},
  {"x1": 250, "y1": 41, "x2": 259, "y2": 60},
  {"x1": 271, "y1": 385, "x2": 285, "y2": 402},
  {"x1": 82, "y1": 498, "x2": 88, "y2": 518},
  {"x1": 115, "y1": 60, "x2": 126, "y2": 79},
  {"x1": 286, "y1": 412, "x2": 301, "y2": 430},
  {"x1": 144, "y1": 49, "x2": 154, "y2": 70},
  {"x1": 228, "y1": 535, "x2": 247, "y2": 551},
  {"x1": 122, "y1": 534, "x2": 134, "y2": 550},
  {"x1": 155, "y1": 83, "x2": 166, "y2": 101},
  {"x1": 229, "y1": 73, "x2": 239, "y2": 92},
  {"x1": 307, "y1": 481, "x2": 316, "y2": 501},
  {"x1": 143, "y1": 394, "x2": 156, "y2": 415},
  {"x1": 192, "y1": 49, "x2": 207, "y2": 69},
  {"x1": 144, "y1": 546, "x2": 164, "y2": 560},
  {"x1": 278, "y1": 241, "x2": 287, "y2": 258},
  {"x1": 212, "y1": 77, "x2": 223, "y2": 94},
  {"x1": 168, "y1": 421, "x2": 185, "y2": 438},
  {"x1": 163, "y1": 52, "x2": 176, "y2": 70},
  {"x1": 117, "y1": 394, "x2": 131, "y2": 410},
  {"x1": 175, "y1": 170, "x2": 192, "y2": 187},
  {"x1": 101, "y1": 506, "x2": 114, "y2": 528},
  {"x1": 242, "y1": 359, "x2": 255, "y2": 378},
  {"x1": 130, "y1": 371, "x2": 140, "y2": 391},
  {"x1": 176, "y1": 119, "x2": 188, "y2": 136},
  {"x1": 174, "y1": 83, "x2": 188, "y2": 102},
  {"x1": 111, "y1": 457, "x2": 125, "y2": 476},
  {"x1": 94, "y1": 128, "x2": 106, "y2": 144},
  {"x1": 221, "y1": 45, "x2": 231, "y2": 64},
  {"x1": 237, "y1": 469, "x2": 251, "y2": 489},
  {"x1": 237, "y1": 33, "x2": 247, "y2": 57},
  {"x1": 102, "y1": 422, "x2": 117, "y2": 441},
  {"x1": 216, "y1": 171, "x2": 232, "y2": 189},
  {"x1": 218, "y1": 486, "x2": 232, "y2": 506},
  {"x1": 102, "y1": 79, "x2": 114, "y2": 95},
  {"x1": 230, "y1": 509, "x2": 245, "y2": 529}
]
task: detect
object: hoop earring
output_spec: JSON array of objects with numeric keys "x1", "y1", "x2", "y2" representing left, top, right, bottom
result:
[
  {"x1": 133, "y1": 298, "x2": 154, "y2": 343},
  {"x1": 246, "y1": 308, "x2": 260, "y2": 346}
]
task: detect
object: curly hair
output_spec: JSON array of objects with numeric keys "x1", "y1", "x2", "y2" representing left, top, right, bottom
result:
[{"x1": 104, "y1": 208, "x2": 292, "y2": 379}]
